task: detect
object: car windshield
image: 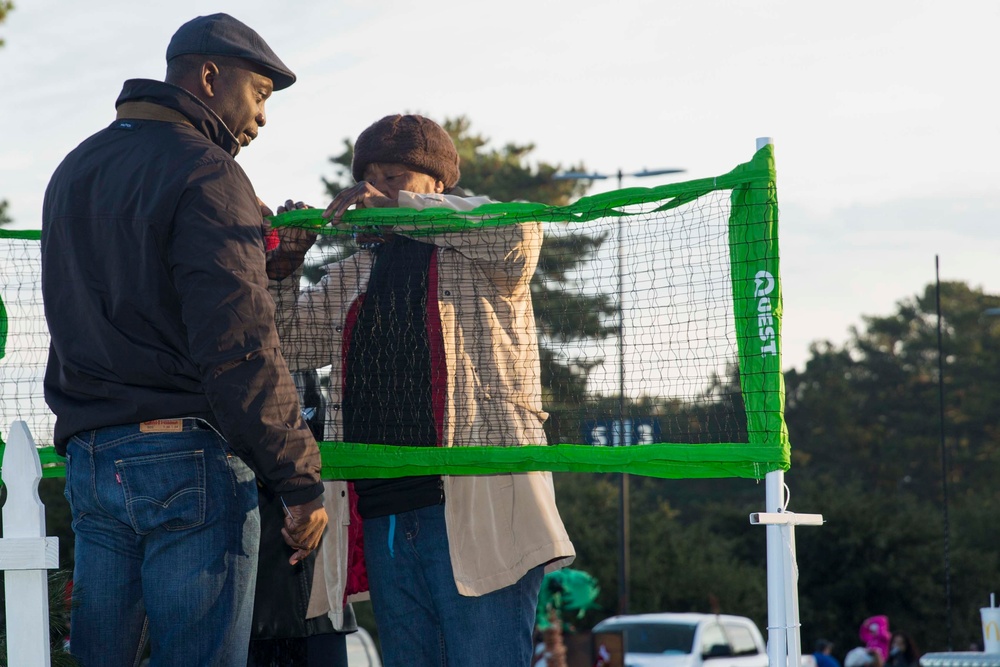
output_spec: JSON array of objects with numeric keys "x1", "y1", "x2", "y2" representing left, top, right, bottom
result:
[{"x1": 616, "y1": 622, "x2": 698, "y2": 654}]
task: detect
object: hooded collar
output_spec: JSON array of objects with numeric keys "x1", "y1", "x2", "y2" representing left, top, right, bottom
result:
[{"x1": 115, "y1": 79, "x2": 242, "y2": 157}]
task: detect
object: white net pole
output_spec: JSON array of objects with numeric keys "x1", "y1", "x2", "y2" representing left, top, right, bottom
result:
[{"x1": 755, "y1": 135, "x2": 790, "y2": 667}]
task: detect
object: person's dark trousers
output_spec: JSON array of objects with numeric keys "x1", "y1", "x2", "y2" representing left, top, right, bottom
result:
[{"x1": 363, "y1": 503, "x2": 544, "y2": 667}]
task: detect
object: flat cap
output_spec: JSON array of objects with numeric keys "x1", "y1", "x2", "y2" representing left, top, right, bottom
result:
[
  {"x1": 166, "y1": 13, "x2": 296, "y2": 90},
  {"x1": 352, "y1": 115, "x2": 461, "y2": 189}
]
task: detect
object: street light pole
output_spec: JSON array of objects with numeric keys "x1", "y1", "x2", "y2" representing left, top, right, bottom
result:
[
  {"x1": 555, "y1": 165, "x2": 684, "y2": 616},
  {"x1": 933, "y1": 256, "x2": 953, "y2": 648},
  {"x1": 615, "y1": 175, "x2": 628, "y2": 615}
]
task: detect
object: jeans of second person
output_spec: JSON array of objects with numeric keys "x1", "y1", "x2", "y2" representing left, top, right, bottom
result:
[
  {"x1": 64, "y1": 422, "x2": 260, "y2": 667},
  {"x1": 363, "y1": 503, "x2": 544, "y2": 667}
]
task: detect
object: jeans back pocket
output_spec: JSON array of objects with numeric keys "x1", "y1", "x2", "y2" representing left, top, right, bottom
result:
[{"x1": 115, "y1": 449, "x2": 206, "y2": 534}]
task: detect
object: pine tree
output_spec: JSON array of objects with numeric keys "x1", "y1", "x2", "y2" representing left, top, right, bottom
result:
[
  {"x1": 0, "y1": 1, "x2": 13, "y2": 48},
  {"x1": 1, "y1": 2, "x2": 14, "y2": 223}
]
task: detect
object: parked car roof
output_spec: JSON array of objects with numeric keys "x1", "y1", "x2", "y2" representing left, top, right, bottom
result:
[{"x1": 597, "y1": 612, "x2": 758, "y2": 625}]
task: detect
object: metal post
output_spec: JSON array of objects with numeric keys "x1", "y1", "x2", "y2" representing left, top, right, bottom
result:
[
  {"x1": 617, "y1": 166, "x2": 630, "y2": 615},
  {"x1": 783, "y1": 520, "x2": 803, "y2": 667},
  {"x1": 743, "y1": 136, "x2": 823, "y2": 667},
  {"x1": 755, "y1": 135, "x2": 787, "y2": 667},
  {"x1": 618, "y1": 453, "x2": 630, "y2": 615},
  {"x1": 934, "y1": 256, "x2": 953, "y2": 648},
  {"x1": 765, "y1": 470, "x2": 787, "y2": 667}
]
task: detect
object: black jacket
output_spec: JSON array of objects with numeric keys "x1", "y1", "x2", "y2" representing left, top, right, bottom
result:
[{"x1": 41, "y1": 79, "x2": 322, "y2": 505}]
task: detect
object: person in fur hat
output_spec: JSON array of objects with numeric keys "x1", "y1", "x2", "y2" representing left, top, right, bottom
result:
[{"x1": 268, "y1": 114, "x2": 576, "y2": 667}]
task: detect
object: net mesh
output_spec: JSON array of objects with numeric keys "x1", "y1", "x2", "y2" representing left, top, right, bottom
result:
[
  {"x1": 0, "y1": 233, "x2": 53, "y2": 448},
  {"x1": 0, "y1": 145, "x2": 787, "y2": 480}
]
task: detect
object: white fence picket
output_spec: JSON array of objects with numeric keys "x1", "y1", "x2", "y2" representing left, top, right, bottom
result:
[{"x1": 1, "y1": 420, "x2": 58, "y2": 667}]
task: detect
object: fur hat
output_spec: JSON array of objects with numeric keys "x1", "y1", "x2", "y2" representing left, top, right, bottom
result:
[{"x1": 351, "y1": 115, "x2": 460, "y2": 189}]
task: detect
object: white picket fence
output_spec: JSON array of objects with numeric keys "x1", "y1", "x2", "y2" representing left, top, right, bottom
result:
[{"x1": 0, "y1": 420, "x2": 58, "y2": 667}]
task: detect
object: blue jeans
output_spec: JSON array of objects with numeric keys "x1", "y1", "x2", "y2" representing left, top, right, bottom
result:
[
  {"x1": 64, "y1": 420, "x2": 260, "y2": 667},
  {"x1": 362, "y1": 503, "x2": 544, "y2": 667}
]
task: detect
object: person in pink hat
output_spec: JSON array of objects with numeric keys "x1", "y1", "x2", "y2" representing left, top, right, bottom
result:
[{"x1": 859, "y1": 615, "x2": 892, "y2": 662}]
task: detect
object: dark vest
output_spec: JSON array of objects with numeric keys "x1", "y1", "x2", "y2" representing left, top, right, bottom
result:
[{"x1": 344, "y1": 236, "x2": 443, "y2": 518}]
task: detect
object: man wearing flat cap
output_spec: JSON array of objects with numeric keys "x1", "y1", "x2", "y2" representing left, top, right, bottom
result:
[
  {"x1": 269, "y1": 114, "x2": 576, "y2": 666},
  {"x1": 42, "y1": 13, "x2": 326, "y2": 666}
]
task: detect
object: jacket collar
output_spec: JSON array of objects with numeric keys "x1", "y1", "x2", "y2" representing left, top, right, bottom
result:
[{"x1": 115, "y1": 79, "x2": 242, "y2": 157}]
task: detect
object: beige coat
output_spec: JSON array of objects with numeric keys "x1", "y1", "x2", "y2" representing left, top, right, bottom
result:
[{"x1": 271, "y1": 192, "x2": 575, "y2": 630}]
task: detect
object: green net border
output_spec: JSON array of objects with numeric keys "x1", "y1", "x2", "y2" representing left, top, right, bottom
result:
[
  {"x1": 1, "y1": 145, "x2": 789, "y2": 481},
  {"x1": 267, "y1": 158, "x2": 772, "y2": 232}
]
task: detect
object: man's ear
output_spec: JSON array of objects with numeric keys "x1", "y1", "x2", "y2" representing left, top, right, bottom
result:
[
  {"x1": 198, "y1": 61, "x2": 221, "y2": 98},
  {"x1": 434, "y1": 180, "x2": 445, "y2": 194}
]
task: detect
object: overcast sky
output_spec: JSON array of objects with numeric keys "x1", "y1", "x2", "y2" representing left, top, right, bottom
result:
[{"x1": 2, "y1": 0, "x2": 998, "y2": 372}]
